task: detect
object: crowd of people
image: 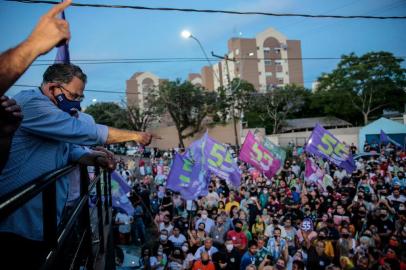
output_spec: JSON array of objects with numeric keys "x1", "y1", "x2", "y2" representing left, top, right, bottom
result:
[{"x1": 115, "y1": 143, "x2": 406, "y2": 270}]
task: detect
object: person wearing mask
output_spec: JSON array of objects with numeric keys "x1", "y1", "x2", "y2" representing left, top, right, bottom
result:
[
  {"x1": 282, "y1": 217, "x2": 297, "y2": 256},
  {"x1": 209, "y1": 216, "x2": 228, "y2": 248},
  {"x1": 157, "y1": 229, "x2": 174, "y2": 257},
  {"x1": 227, "y1": 219, "x2": 248, "y2": 254},
  {"x1": 240, "y1": 240, "x2": 258, "y2": 270},
  {"x1": 194, "y1": 237, "x2": 219, "y2": 260},
  {"x1": 192, "y1": 251, "x2": 216, "y2": 270},
  {"x1": 159, "y1": 214, "x2": 174, "y2": 235},
  {"x1": 336, "y1": 227, "x2": 356, "y2": 259},
  {"x1": 181, "y1": 242, "x2": 195, "y2": 270},
  {"x1": 376, "y1": 207, "x2": 395, "y2": 244},
  {"x1": 0, "y1": 63, "x2": 157, "y2": 267},
  {"x1": 196, "y1": 210, "x2": 215, "y2": 234},
  {"x1": 266, "y1": 227, "x2": 288, "y2": 264},
  {"x1": 168, "y1": 226, "x2": 187, "y2": 248},
  {"x1": 0, "y1": 0, "x2": 73, "y2": 173},
  {"x1": 223, "y1": 239, "x2": 241, "y2": 270}
]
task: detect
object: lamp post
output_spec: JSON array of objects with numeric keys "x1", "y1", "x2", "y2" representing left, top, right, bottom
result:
[{"x1": 181, "y1": 30, "x2": 219, "y2": 83}]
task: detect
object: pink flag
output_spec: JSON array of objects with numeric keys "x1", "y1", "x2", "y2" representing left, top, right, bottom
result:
[
  {"x1": 305, "y1": 158, "x2": 324, "y2": 185},
  {"x1": 239, "y1": 131, "x2": 281, "y2": 179}
]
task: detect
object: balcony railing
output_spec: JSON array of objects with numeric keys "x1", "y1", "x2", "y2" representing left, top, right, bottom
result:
[{"x1": 0, "y1": 165, "x2": 114, "y2": 270}]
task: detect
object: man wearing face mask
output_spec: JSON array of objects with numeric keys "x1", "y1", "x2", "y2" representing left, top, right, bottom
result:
[
  {"x1": 221, "y1": 239, "x2": 240, "y2": 270},
  {"x1": 192, "y1": 251, "x2": 215, "y2": 270},
  {"x1": 195, "y1": 210, "x2": 215, "y2": 234},
  {"x1": 376, "y1": 208, "x2": 395, "y2": 244},
  {"x1": 157, "y1": 229, "x2": 174, "y2": 257},
  {"x1": 0, "y1": 63, "x2": 159, "y2": 267},
  {"x1": 227, "y1": 219, "x2": 248, "y2": 254}
]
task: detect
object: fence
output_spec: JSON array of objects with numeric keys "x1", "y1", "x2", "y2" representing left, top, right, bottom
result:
[{"x1": 0, "y1": 165, "x2": 114, "y2": 270}]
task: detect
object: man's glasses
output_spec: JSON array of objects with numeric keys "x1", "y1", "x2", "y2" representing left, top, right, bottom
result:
[{"x1": 58, "y1": 85, "x2": 85, "y2": 102}]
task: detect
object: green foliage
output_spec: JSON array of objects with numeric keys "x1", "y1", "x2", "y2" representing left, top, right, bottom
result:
[
  {"x1": 248, "y1": 84, "x2": 309, "y2": 134},
  {"x1": 316, "y1": 51, "x2": 406, "y2": 124},
  {"x1": 85, "y1": 102, "x2": 130, "y2": 129},
  {"x1": 157, "y1": 79, "x2": 217, "y2": 147},
  {"x1": 215, "y1": 78, "x2": 256, "y2": 123}
]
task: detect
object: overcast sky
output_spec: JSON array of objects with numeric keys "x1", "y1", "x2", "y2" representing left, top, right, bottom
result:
[{"x1": 1, "y1": 0, "x2": 405, "y2": 107}]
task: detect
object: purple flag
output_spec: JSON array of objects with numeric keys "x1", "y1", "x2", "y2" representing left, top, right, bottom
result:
[
  {"x1": 166, "y1": 153, "x2": 209, "y2": 200},
  {"x1": 111, "y1": 171, "x2": 134, "y2": 215},
  {"x1": 55, "y1": 3, "x2": 70, "y2": 64},
  {"x1": 239, "y1": 131, "x2": 281, "y2": 179},
  {"x1": 202, "y1": 133, "x2": 241, "y2": 186},
  {"x1": 305, "y1": 124, "x2": 356, "y2": 173}
]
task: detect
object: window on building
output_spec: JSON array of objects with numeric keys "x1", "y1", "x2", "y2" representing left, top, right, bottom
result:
[{"x1": 264, "y1": 60, "x2": 272, "y2": 66}]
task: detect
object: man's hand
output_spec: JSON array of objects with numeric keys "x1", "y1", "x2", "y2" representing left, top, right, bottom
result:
[
  {"x1": 26, "y1": 0, "x2": 72, "y2": 56},
  {"x1": 137, "y1": 132, "x2": 161, "y2": 145},
  {"x1": 0, "y1": 96, "x2": 23, "y2": 137},
  {"x1": 78, "y1": 150, "x2": 116, "y2": 171},
  {"x1": 93, "y1": 150, "x2": 116, "y2": 171}
]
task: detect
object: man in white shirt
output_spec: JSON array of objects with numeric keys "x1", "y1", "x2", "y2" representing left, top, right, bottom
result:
[
  {"x1": 168, "y1": 227, "x2": 187, "y2": 248},
  {"x1": 194, "y1": 238, "x2": 218, "y2": 259}
]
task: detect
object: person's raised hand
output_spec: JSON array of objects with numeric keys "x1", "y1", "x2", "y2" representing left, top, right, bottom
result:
[
  {"x1": 26, "y1": 0, "x2": 72, "y2": 56},
  {"x1": 0, "y1": 96, "x2": 23, "y2": 136}
]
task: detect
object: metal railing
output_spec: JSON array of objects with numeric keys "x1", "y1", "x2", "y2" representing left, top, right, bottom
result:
[{"x1": 0, "y1": 165, "x2": 113, "y2": 270}]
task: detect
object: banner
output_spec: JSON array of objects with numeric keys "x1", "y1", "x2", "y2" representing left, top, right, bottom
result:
[
  {"x1": 305, "y1": 158, "x2": 324, "y2": 184},
  {"x1": 166, "y1": 153, "x2": 209, "y2": 200},
  {"x1": 202, "y1": 133, "x2": 241, "y2": 186},
  {"x1": 184, "y1": 133, "x2": 241, "y2": 186},
  {"x1": 305, "y1": 124, "x2": 356, "y2": 173},
  {"x1": 239, "y1": 131, "x2": 281, "y2": 179},
  {"x1": 380, "y1": 130, "x2": 403, "y2": 148},
  {"x1": 111, "y1": 171, "x2": 134, "y2": 215},
  {"x1": 262, "y1": 136, "x2": 286, "y2": 173}
]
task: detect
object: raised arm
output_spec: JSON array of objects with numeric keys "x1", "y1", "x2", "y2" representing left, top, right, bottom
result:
[{"x1": 0, "y1": 0, "x2": 71, "y2": 95}]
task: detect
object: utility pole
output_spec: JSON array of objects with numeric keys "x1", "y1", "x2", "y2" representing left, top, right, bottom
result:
[{"x1": 211, "y1": 51, "x2": 240, "y2": 153}]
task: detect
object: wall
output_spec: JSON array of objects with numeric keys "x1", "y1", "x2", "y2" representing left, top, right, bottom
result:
[
  {"x1": 147, "y1": 121, "x2": 241, "y2": 149},
  {"x1": 267, "y1": 127, "x2": 361, "y2": 147}
]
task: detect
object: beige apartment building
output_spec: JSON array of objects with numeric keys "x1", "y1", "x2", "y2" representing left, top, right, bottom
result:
[{"x1": 195, "y1": 27, "x2": 304, "y2": 92}]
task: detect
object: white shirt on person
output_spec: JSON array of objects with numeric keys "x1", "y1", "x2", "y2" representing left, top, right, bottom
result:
[
  {"x1": 169, "y1": 234, "x2": 187, "y2": 248},
  {"x1": 115, "y1": 212, "x2": 132, "y2": 234},
  {"x1": 194, "y1": 246, "x2": 218, "y2": 260}
]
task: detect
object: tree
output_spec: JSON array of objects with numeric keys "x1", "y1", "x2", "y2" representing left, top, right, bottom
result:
[
  {"x1": 316, "y1": 52, "x2": 406, "y2": 125},
  {"x1": 85, "y1": 102, "x2": 130, "y2": 129},
  {"x1": 215, "y1": 79, "x2": 256, "y2": 149},
  {"x1": 125, "y1": 88, "x2": 163, "y2": 132},
  {"x1": 250, "y1": 85, "x2": 308, "y2": 134},
  {"x1": 157, "y1": 79, "x2": 217, "y2": 148}
]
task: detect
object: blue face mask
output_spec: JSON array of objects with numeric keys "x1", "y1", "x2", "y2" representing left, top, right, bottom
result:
[{"x1": 55, "y1": 93, "x2": 81, "y2": 115}]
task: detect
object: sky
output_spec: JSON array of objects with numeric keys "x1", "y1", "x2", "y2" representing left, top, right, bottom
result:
[{"x1": 0, "y1": 0, "x2": 405, "y2": 107}]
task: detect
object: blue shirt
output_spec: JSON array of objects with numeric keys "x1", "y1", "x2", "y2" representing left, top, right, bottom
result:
[
  {"x1": 0, "y1": 89, "x2": 108, "y2": 240},
  {"x1": 240, "y1": 251, "x2": 256, "y2": 270}
]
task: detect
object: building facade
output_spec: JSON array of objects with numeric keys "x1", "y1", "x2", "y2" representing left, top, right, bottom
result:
[
  {"x1": 196, "y1": 27, "x2": 304, "y2": 92},
  {"x1": 126, "y1": 72, "x2": 162, "y2": 110}
]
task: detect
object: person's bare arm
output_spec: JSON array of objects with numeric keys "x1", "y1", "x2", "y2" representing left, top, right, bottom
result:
[
  {"x1": 0, "y1": 0, "x2": 71, "y2": 95},
  {"x1": 106, "y1": 127, "x2": 160, "y2": 145}
]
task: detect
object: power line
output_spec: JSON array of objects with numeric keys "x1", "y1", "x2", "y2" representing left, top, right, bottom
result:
[
  {"x1": 5, "y1": 0, "x2": 406, "y2": 20},
  {"x1": 12, "y1": 84, "x2": 139, "y2": 94},
  {"x1": 28, "y1": 56, "x2": 406, "y2": 67}
]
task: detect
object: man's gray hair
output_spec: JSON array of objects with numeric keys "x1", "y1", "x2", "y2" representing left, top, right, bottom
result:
[{"x1": 42, "y1": 63, "x2": 87, "y2": 85}]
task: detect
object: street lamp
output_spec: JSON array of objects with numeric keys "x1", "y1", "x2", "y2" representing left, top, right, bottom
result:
[{"x1": 180, "y1": 30, "x2": 216, "y2": 78}]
